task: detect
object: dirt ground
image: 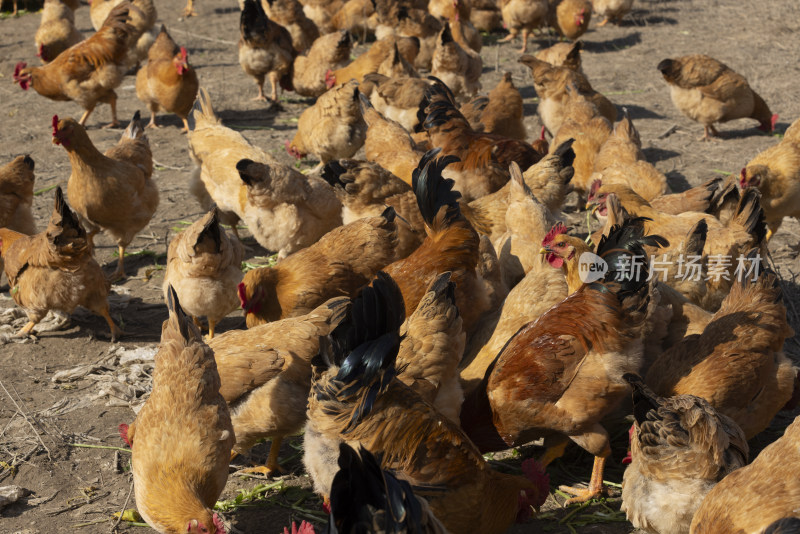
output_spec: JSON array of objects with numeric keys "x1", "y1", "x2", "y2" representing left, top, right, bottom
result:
[{"x1": 1, "y1": 0, "x2": 799, "y2": 532}]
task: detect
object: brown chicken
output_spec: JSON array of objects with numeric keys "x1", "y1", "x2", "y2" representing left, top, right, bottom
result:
[
  {"x1": 621, "y1": 375, "x2": 748, "y2": 534},
  {"x1": 299, "y1": 0, "x2": 344, "y2": 34},
  {"x1": 431, "y1": 22, "x2": 482, "y2": 100},
  {"x1": 470, "y1": 0, "x2": 503, "y2": 32},
  {"x1": 359, "y1": 74, "x2": 432, "y2": 132},
  {"x1": 740, "y1": 115, "x2": 800, "y2": 241},
  {"x1": 239, "y1": 0, "x2": 295, "y2": 102},
  {"x1": 0, "y1": 155, "x2": 37, "y2": 237},
  {"x1": 462, "y1": 219, "x2": 666, "y2": 503},
  {"x1": 373, "y1": 2, "x2": 440, "y2": 71},
  {"x1": 690, "y1": 414, "x2": 800, "y2": 534},
  {"x1": 359, "y1": 93, "x2": 426, "y2": 186},
  {"x1": 13, "y1": 2, "x2": 135, "y2": 127},
  {"x1": 329, "y1": 443, "x2": 448, "y2": 533},
  {"x1": 499, "y1": 0, "x2": 548, "y2": 53},
  {"x1": 548, "y1": 0, "x2": 592, "y2": 39},
  {"x1": 135, "y1": 26, "x2": 199, "y2": 131},
  {"x1": 163, "y1": 209, "x2": 244, "y2": 340},
  {"x1": 330, "y1": 0, "x2": 375, "y2": 40},
  {"x1": 422, "y1": 79, "x2": 544, "y2": 201},
  {"x1": 645, "y1": 257, "x2": 797, "y2": 440},
  {"x1": 535, "y1": 41, "x2": 583, "y2": 73},
  {"x1": 548, "y1": 86, "x2": 613, "y2": 194},
  {"x1": 304, "y1": 274, "x2": 550, "y2": 534},
  {"x1": 657, "y1": 54, "x2": 778, "y2": 141},
  {"x1": 326, "y1": 35, "x2": 420, "y2": 88},
  {"x1": 591, "y1": 0, "x2": 633, "y2": 26},
  {"x1": 188, "y1": 90, "x2": 342, "y2": 256},
  {"x1": 588, "y1": 183, "x2": 766, "y2": 309},
  {"x1": 0, "y1": 188, "x2": 122, "y2": 341},
  {"x1": 263, "y1": 0, "x2": 320, "y2": 54},
  {"x1": 54, "y1": 112, "x2": 158, "y2": 279},
  {"x1": 321, "y1": 159, "x2": 425, "y2": 258},
  {"x1": 211, "y1": 296, "x2": 349, "y2": 476},
  {"x1": 382, "y1": 150, "x2": 490, "y2": 334},
  {"x1": 396, "y1": 272, "x2": 466, "y2": 422},
  {"x1": 89, "y1": 0, "x2": 157, "y2": 67},
  {"x1": 124, "y1": 288, "x2": 234, "y2": 534},
  {"x1": 520, "y1": 53, "x2": 616, "y2": 135},
  {"x1": 35, "y1": 0, "x2": 83, "y2": 64},
  {"x1": 237, "y1": 207, "x2": 398, "y2": 327},
  {"x1": 460, "y1": 72, "x2": 527, "y2": 141},
  {"x1": 292, "y1": 30, "x2": 352, "y2": 98},
  {"x1": 286, "y1": 80, "x2": 367, "y2": 174},
  {"x1": 463, "y1": 139, "x2": 575, "y2": 243}
]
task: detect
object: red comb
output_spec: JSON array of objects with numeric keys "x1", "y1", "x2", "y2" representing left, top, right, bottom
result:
[
  {"x1": 542, "y1": 222, "x2": 568, "y2": 246},
  {"x1": 180, "y1": 46, "x2": 188, "y2": 60},
  {"x1": 118, "y1": 423, "x2": 131, "y2": 446},
  {"x1": 539, "y1": 125, "x2": 546, "y2": 141},
  {"x1": 13, "y1": 61, "x2": 25, "y2": 78},
  {"x1": 590, "y1": 179, "x2": 602, "y2": 195},
  {"x1": 52, "y1": 115, "x2": 60, "y2": 136},
  {"x1": 325, "y1": 69, "x2": 335, "y2": 89},
  {"x1": 771, "y1": 113, "x2": 779, "y2": 131},
  {"x1": 237, "y1": 282, "x2": 248, "y2": 309},
  {"x1": 212, "y1": 513, "x2": 226, "y2": 534},
  {"x1": 284, "y1": 521, "x2": 316, "y2": 534}
]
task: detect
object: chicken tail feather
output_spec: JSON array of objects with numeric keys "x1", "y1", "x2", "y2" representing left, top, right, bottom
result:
[
  {"x1": 165, "y1": 284, "x2": 196, "y2": 342},
  {"x1": 412, "y1": 149, "x2": 461, "y2": 230},
  {"x1": 730, "y1": 187, "x2": 766, "y2": 244},
  {"x1": 122, "y1": 110, "x2": 144, "y2": 140},
  {"x1": 623, "y1": 373, "x2": 663, "y2": 426}
]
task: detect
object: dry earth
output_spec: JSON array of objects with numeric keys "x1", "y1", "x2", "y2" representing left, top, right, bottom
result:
[{"x1": 1, "y1": 0, "x2": 799, "y2": 533}]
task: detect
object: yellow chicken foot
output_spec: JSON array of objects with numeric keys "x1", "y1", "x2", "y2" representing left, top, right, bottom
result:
[
  {"x1": 14, "y1": 321, "x2": 36, "y2": 338},
  {"x1": 765, "y1": 228, "x2": 774, "y2": 242},
  {"x1": 237, "y1": 437, "x2": 286, "y2": 477},
  {"x1": 498, "y1": 33, "x2": 515, "y2": 43},
  {"x1": 208, "y1": 320, "x2": 216, "y2": 339},
  {"x1": 597, "y1": 17, "x2": 610, "y2": 27},
  {"x1": 253, "y1": 78, "x2": 268, "y2": 102},
  {"x1": 183, "y1": 0, "x2": 197, "y2": 17},
  {"x1": 520, "y1": 29, "x2": 530, "y2": 53},
  {"x1": 558, "y1": 455, "x2": 609, "y2": 505},
  {"x1": 109, "y1": 246, "x2": 127, "y2": 282},
  {"x1": 100, "y1": 308, "x2": 124, "y2": 342},
  {"x1": 146, "y1": 111, "x2": 159, "y2": 129}
]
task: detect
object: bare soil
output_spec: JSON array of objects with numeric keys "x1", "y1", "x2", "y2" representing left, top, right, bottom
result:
[{"x1": 1, "y1": 0, "x2": 799, "y2": 533}]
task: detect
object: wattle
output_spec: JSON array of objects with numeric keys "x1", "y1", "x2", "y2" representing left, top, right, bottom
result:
[{"x1": 547, "y1": 253, "x2": 563, "y2": 269}]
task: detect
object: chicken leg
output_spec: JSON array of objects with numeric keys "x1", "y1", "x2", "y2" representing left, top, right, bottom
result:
[
  {"x1": 14, "y1": 321, "x2": 36, "y2": 338},
  {"x1": 99, "y1": 307, "x2": 124, "y2": 342},
  {"x1": 237, "y1": 436, "x2": 285, "y2": 477},
  {"x1": 558, "y1": 454, "x2": 609, "y2": 504},
  {"x1": 146, "y1": 110, "x2": 160, "y2": 129},
  {"x1": 110, "y1": 245, "x2": 127, "y2": 281},
  {"x1": 268, "y1": 71, "x2": 280, "y2": 103},
  {"x1": 183, "y1": 0, "x2": 196, "y2": 17},
  {"x1": 253, "y1": 75, "x2": 268, "y2": 102},
  {"x1": 597, "y1": 17, "x2": 610, "y2": 27},
  {"x1": 520, "y1": 28, "x2": 530, "y2": 53}
]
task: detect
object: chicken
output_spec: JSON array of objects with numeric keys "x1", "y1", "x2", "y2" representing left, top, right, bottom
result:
[
  {"x1": 498, "y1": 0, "x2": 548, "y2": 53},
  {"x1": 211, "y1": 297, "x2": 349, "y2": 476},
  {"x1": 382, "y1": 150, "x2": 490, "y2": 334},
  {"x1": 299, "y1": 0, "x2": 344, "y2": 34},
  {"x1": 548, "y1": 0, "x2": 591, "y2": 40},
  {"x1": 462, "y1": 218, "x2": 667, "y2": 503},
  {"x1": 330, "y1": 0, "x2": 375, "y2": 40},
  {"x1": 657, "y1": 54, "x2": 778, "y2": 141},
  {"x1": 460, "y1": 72, "x2": 527, "y2": 141},
  {"x1": 690, "y1": 414, "x2": 800, "y2": 534},
  {"x1": 304, "y1": 273, "x2": 550, "y2": 534},
  {"x1": 463, "y1": 139, "x2": 575, "y2": 243},
  {"x1": 520, "y1": 53, "x2": 617, "y2": 135},
  {"x1": 591, "y1": 111, "x2": 668, "y2": 201},
  {"x1": 328, "y1": 443, "x2": 448, "y2": 533},
  {"x1": 321, "y1": 159, "x2": 425, "y2": 258},
  {"x1": 0, "y1": 188, "x2": 122, "y2": 341},
  {"x1": 263, "y1": 0, "x2": 320, "y2": 54},
  {"x1": 588, "y1": 183, "x2": 766, "y2": 310},
  {"x1": 0, "y1": 155, "x2": 37, "y2": 237},
  {"x1": 591, "y1": 0, "x2": 633, "y2": 26},
  {"x1": 620, "y1": 374, "x2": 748, "y2": 534},
  {"x1": 359, "y1": 93, "x2": 426, "y2": 186},
  {"x1": 292, "y1": 30, "x2": 352, "y2": 98},
  {"x1": 535, "y1": 41, "x2": 583, "y2": 73},
  {"x1": 286, "y1": 80, "x2": 367, "y2": 174},
  {"x1": 90, "y1": 0, "x2": 157, "y2": 68},
  {"x1": 396, "y1": 272, "x2": 465, "y2": 422},
  {"x1": 163, "y1": 209, "x2": 244, "y2": 340},
  {"x1": 187, "y1": 89, "x2": 341, "y2": 256},
  {"x1": 237, "y1": 207, "x2": 398, "y2": 327},
  {"x1": 124, "y1": 288, "x2": 234, "y2": 534},
  {"x1": 431, "y1": 21, "x2": 482, "y2": 101},
  {"x1": 326, "y1": 35, "x2": 420, "y2": 88},
  {"x1": 493, "y1": 163, "x2": 558, "y2": 285},
  {"x1": 183, "y1": 0, "x2": 196, "y2": 16},
  {"x1": 359, "y1": 74, "x2": 432, "y2": 132},
  {"x1": 589, "y1": 176, "x2": 728, "y2": 218},
  {"x1": 470, "y1": 0, "x2": 502, "y2": 32},
  {"x1": 35, "y1": 0, "x2": 84, "y2": 64},
  {"x1": 372, "y1": 3, "x2": 440, "y2": 71},
  {"x1": 422, "y1": 79, "x2": 544, "y2": 201},
  {"x1": 135, "y1": 26, "x2": 199, "y2": 132},
  {"x1": 740, "y1": 116, "x2": 800, "y2": 241},
  {"x1": 460, "y1": 256, "x2": 568, "y2": 394},
  {"x1": 13, "y1": 2, "x2": 135, "y2": 128},
  {"x1": 549, "y1": 86, "x2": 613, "y2": 194},
  {"x1": 645, "y1": 256, "x2": 797, "y2": 440},
  {"x1": 54, "y1": 112, "x2": 158, "y2": 280},
  {"x1": 239, "y1": 0, "x2": 295, "y2": 103}
]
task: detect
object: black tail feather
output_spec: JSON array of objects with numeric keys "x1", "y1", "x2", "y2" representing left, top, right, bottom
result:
[
  {"x1": 623, "y1": 373, "x2": 663, "y2": 427},
  {"x1": 321, "y1": 160, "x2": 348, "y2": 188},
  {"x1": 596, "y1": 217, "x2": 668, "y2": 297},
  {"x1": 412, "y1": 149, "x2": 461, "y2": 227},
  {"x1": 166, "y1": 284, "x2": 193, "y2": 341},
  {"x1": 197, "y1": 208, "x2": 222, "y2": 253}
]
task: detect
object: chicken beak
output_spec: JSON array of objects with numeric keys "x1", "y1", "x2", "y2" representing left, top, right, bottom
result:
[{"x1": 539, "y1": 247, "x2": 548, "y2": 255}]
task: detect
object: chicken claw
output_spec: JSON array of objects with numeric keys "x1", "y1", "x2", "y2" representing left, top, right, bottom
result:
[
  {"x1": 13, "y1": 321, "x2": 36, "y2": 339},
  {"x1": 597, "y1": 17, "x2": 610, "y2": 27},
  {"x1": 558, "y1": 455, "x2": 608, "y2": 505}
]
